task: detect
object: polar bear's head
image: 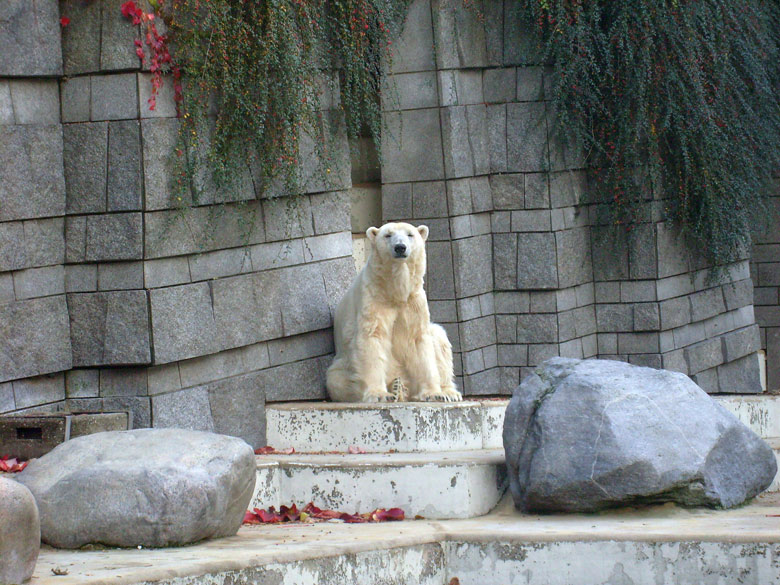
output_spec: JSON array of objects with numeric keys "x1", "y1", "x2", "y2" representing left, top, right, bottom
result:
[{"x1": 366, "y1": 222, "x2": 429, "y2": 263}]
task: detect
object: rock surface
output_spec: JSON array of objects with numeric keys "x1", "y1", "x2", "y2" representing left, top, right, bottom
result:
[
  {"x1": 503, "y1": 358, "x2": 777, "y2": 513},
  {"x1": 0, "y1": 477, "x2": 40, "y2": 584},
  {"x1": 16, "y1": 429, "x2": 256, "y2": 548}
]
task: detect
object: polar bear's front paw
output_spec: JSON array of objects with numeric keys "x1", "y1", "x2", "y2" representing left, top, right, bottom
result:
[
  {"x1": 364, "y1": 389, "x2": 398, "y2": 403},
  {"x1": 418, "y1": 387, "x2": 463, "y2": 402}
]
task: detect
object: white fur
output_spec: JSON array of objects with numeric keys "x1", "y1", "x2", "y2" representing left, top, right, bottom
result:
[{"x1": 326, "y1": 222, "x2": 461, "y2": 403}]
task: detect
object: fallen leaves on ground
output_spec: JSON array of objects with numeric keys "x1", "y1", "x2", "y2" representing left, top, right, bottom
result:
[
  {"x1": 0, "y1": 456, "x2": 27, "y2": 473},
  {"x1": 254, "y1": 445, "x2": 372, "y2": 455},
  {"x1": 254, "y1": 446, "x2": 295, "y2": 455},
  {"x1": 243, "y1": 502, "x2": 405, "y2": 525}
]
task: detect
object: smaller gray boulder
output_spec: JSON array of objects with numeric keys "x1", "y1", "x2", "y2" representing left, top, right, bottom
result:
[
  {"x1": 504, "y1": 358, "x2": 777, "y2": 513},
  {"x1": 16, "y1": 429, "x2": 256, "y2": 549},
  {"x1": 0, "y1": 477, "x2": 40, "y2": 584}
]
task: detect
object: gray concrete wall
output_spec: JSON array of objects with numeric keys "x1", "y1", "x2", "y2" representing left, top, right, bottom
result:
[
  {"x1": 752, "y1": 191, "x2": 780, "y2": 390},
  {"x1": 0, "y1": 0, "x2": 355, "y2": 446},
  {"x1": 0, "y1": 0, "x2": 773, "y2": 445},
  {"x1": 380, "y1": 0, "x2": 764, "y2": 394}
]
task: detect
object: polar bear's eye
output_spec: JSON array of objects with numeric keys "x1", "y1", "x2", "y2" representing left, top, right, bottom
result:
[{"x1": 384, "y1": 233, "x2": 392, "y2": 238}]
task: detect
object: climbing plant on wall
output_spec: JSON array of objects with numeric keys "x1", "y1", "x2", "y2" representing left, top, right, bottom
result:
[
  {"x1": 123, "y1": 0, "x2": 408, "y2": 203},
  {"x1": 518, "y1": 0, "x2": 780, "y2": 267}
]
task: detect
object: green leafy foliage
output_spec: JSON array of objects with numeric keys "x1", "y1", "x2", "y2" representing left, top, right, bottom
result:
[
  {"x1": 160, "y1": 0, "x2": 407, "y2": 203},
  {"x1": 517, "y1": 0, "x2": 780, "y2": 266}
]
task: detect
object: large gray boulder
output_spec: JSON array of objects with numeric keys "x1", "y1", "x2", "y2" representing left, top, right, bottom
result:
[
  {"x1": 16, "y1": 429, "x2": 256, "y2": 548},
  {"x1": 504, "y1": 358, "x2": 777, "y2": 513},
  {"x1": 0, "y1": 477, "x2": 40, "y2": 584}
]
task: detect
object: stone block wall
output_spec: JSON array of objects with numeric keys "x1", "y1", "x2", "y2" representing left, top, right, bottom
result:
[
  {"x1": 0, "y1": 0, "x2": 355, "y2": 446},
  {"x1": 752, "y1": 191, "x2": 780, "y2": 390},
  {"x1": 381, "y1": 0, "x2": 764, "y2": 394},
  {"x1": 1, "y1": 0, "x2": 773, "y2": 440}
]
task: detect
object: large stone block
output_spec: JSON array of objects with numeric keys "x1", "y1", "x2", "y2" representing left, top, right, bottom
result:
[
  {"x1": 382, "y1": 71, "x2": 438, "y2": 111},
  {"x1": 493, "y1": 233, "x2": 518, "y2": 290},
  {"x1": 279, "y1": 263, "x2": 333, "y2": 336},
  {"x1": 486, "y1": 104, "x2": 508, "y2": 173},
  {"x1": 0, "y1": 125, "x2": 66, "y2": 222},
  {"x1": 310, "y1": 191, "x2": 351, "y2": 235},
  {"x1": 490, "y1": 173, "x2": 522, "y2": 210},
  {"x1": 207, "y1": 374, "x2": 266, "y2": 448},
  {"x1": 685, "y1": 338, "x2": 724, "y2": 375},
  {"x1": 13, "y1": 265, "x2": 65, "y2": 300},
  {"x1": 101, "y1": 0, "x2": 141, "y2": 70},
  {"x1": 389, "y1": 0, "x2": 436, "y2": 74},
  {"x1": 555, "y1": 228, "x2": 592, "y2": 289},
  {"x1": 382, "y1": 109, "x2": 445, "y2": 183},
  {"x1": 0, "y1": 218, "x2": 64, "y2": 273},
  {"x1": 437, "y1": 70, "x2": 484, "y2": 107},
  {"x1": 68, "y1": 291, "x2": 151, "y2": 367},
  {"x1": 689, "y1": 287, "x2": 726, "y2": 323},
  {"x1": 91, "y1": 73, "x2": 139, "y2": 121},
  {"x1": 145, "y1": 203, "x2": 264, "y2": 258},
  {"x1": 431, "y1": 0, "x2": 488, "y2": 69},
  {"x1": 141, "y1": 118, "x2": 181, "y2": 210},
  {"x1": 63, "y1": 122, "x2": 108, "y2": 214},
  {"x1": 506, "y1": 102, "x2": 548, "y2": 172},
  {"x1": 0, "y1": 0, "x2": 62, "y2": 76},
  {"x1": 211, "y1": 273, "x2": 282, "y2": 350},
  {"x1": 12, "y1": 373, "x2": 65, "y2": 409},
  {"x1": 425, "y1": 241, "x2": 456, "y2": 300},
  {"x1": 98, "y1": 261, "x2": 144, "y2": 291},
  {"x1": 8, "y1": 80, "x2": 60, "y2": 124},
  {"x1": 517, "y1": 314, "x2": 558, "y2": 344},
  {"x1": 722, "y1": 325, "x2": 761, "y2": 362},
  {"x1": 60, "y1": 0, "x2": 100, "y2": 74},
  {"x1": 107, "y1": 120, "x2": 143, "y2": 211},
  {"x1": 85, "y1": 213, "x2": 143, "y2": 261},
  {"x1": 452, "y1": 235, "x2": 493, "y2": 297},
  {"x1": 150, "y1": 283, "x2": 221, "y2": 364},
  {"x1": 297, "y1": 111, "x2": 351, "y2": 194},
  {"x1": 717, "y1": 354, "x2": 762, "y2": 394},
  {"x1": 262, "y1": 356, "x2": 328, "y2": 402},
  {"x1": 152, "y1": 387, "x2": 215, "y2": 432},
  {"x1": 60, "y1": 76, "x2": 91, "y2": 123},
  {"x1": 0, "y1": 296, "x2": 72, "y2": 383},
  {"x1": 516, "y1": 232, "x2": 557, "y2": 289}
]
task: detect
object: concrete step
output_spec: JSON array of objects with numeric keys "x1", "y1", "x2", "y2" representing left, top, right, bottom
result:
[
  {"x1": 29, "y1": 493, "x2": 780, "y2": 585},
  {"x1": 265, "y1": 399, "x2": 509, "y2": 453},
  {"x1": 715, "y1": 394, "x2": 780, "y2": 440},
  {"x1": 251, "y1": 449, "x2": 507, "y2": 520}
]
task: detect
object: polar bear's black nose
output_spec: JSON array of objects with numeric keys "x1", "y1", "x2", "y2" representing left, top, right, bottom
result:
[{"x1": 394, "y1": 243, "x2": 407, "y2": 256}]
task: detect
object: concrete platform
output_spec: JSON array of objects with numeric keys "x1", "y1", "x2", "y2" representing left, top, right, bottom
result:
[
  {"x1": 716, "y1": 394, "x2": 780, "y2": 439},
  {"x1": 251, "y1": 449, "x2": 507, "y2": 519},
  {"x1": 29, "y1": 493, "x2": 780, "y2": 585},
  {"x1": 265, "y1": 399, "x2": 508, "y2": 453}
]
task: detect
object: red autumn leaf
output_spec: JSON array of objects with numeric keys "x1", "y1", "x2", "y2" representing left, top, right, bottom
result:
[
  {"x1": 347, "y1": 446, "x2": 367, "y2": 454},
  {"x1": 279, "y1": 504, "x2": 300, "y2": 522},
  {"x1": 449, "y1": 578, "x2": 461, "y2": 585},
  {"x1": 339, "y1": 512, "x2": 368, "y2": 523},
  {"x1": 60, "y1": 17, "x2": 70, "y2": 27},
  {"x1": 243, "y1": 511, "x2": 262, "y2": 525},
  {"x1": 0, "y1": 456, "x2": 27, "y2": 473},
  {"x1": 254, "y1": 446, "x2": 295, "y2": 455},
  {"x1": 371, "y1": 508, "x2": 405, "y2": 522},
  {"x1": 243, "y1": 502, "x2": 407, "y2": 525}
]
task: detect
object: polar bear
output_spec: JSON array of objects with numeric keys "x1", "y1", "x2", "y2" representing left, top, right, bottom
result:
[{"x1": 326, "y1": 222, "x2": 462, "y2": 403}]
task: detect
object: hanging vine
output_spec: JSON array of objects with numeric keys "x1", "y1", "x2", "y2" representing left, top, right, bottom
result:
[{"x1": 517, "y1": 0, "x2": 780, "y2": 267}]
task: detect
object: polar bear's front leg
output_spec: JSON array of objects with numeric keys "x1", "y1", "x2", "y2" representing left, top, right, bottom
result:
[{"x1": 355, "y1": 315, "x2": 396, "y2": 402}]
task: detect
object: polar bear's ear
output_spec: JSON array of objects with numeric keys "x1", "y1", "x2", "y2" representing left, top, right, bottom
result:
[
  {"x1": 366, "y1": 226, "x2": 380, "y2": 242},
  {"x1": 416, "y1": 225, "x2": 429, "y2": 242}
]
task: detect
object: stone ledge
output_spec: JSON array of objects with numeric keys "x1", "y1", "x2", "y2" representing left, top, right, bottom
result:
[{"x1": 25, "y1": 493, "x2": 780, "y2": 585}]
